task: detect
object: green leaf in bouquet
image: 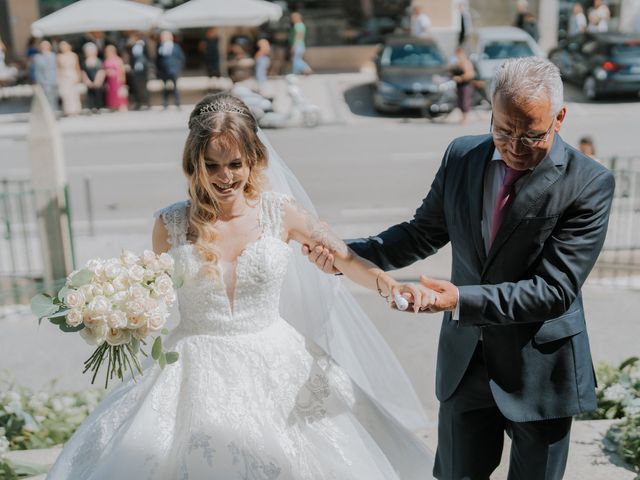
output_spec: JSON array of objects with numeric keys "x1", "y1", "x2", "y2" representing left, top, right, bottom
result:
[
  {"x1": 48, "y1": 316, "x2": 66, "y2": 326},
  {"x1": 58, "y1": 322, "x2": 85, "y2": 333},
  {"x1": 151, "y1": 336, "x2": 162, "y2": 360},
  {"x1": 161, "y1": 328, "x2": 169, "y2": 335},
  {"x1": 57, "y1": 285, "x2": 72, "y2": 303},
  {"x1": 165, "y1": 351, "x2": 179, "y2": 364},
  {"x1": 30, "y1": 293, "x2": 59, "y2": 318},
  {"x1": 69, "y1": 269, "x2": 94, "y2": 288},
  {"x1": 130, "y1": 337, "x2": 140, "y2": 354},
  {"x1": 48, "y1": 308, "x2": 70, "y2": 319},
  {"x1": 159, "y1": 352, "x2": 167, "y2": 369}
]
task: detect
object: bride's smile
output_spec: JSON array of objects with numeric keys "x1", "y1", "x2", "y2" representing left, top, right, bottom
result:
[{"x1": 204, "y1": 138, "x2": 250, "y2": 203}]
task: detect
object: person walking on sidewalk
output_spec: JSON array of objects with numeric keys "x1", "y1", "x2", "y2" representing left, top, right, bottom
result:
[
  {"x1": 156, "y1": 30, "x2": 185, "y2": 109},
  {"x1": 289, "y1": 12, "x2": 312, "y2": 75}
]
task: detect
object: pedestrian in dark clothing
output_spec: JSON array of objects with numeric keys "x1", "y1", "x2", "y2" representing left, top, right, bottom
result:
[
  {"x1": 156, "y1": 30, "x2": 185, "y2": 109},
  {"x1": 129, "y1": 35, "x2": 150, "y2": 109},
  {"x1": 201, "y1": 27, "x2": 221, "y2": 78}
]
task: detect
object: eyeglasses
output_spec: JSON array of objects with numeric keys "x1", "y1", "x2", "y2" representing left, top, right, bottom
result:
[{"x1": 491, "y1": 118, "x2": 556, "y2": 148}]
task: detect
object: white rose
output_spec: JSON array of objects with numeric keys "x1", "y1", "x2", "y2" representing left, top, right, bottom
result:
[
  {"x1": 88, "y1": 295, "x2": 111, "y2": 316},
  {"x1": 127, "y1": 313, "x2": 148, "y2": 329},
  {"x1": 131, "y1": 324, "x2": 150, "y2": 340},
  {"x1": 163, "y1": 290, "x2": 176, "y2": 306},
  {"x1": 125, "y1": 299, "x2": 146, "y2": 317},
  {"x1": 83, "y1": 311, "x2": 106, "y2": 328},
  {"x1": 102, "y1": 282, "x2": 116, "y2": 297},
  {"x1": 143, "y1": 268, "x2": 157, "y2": 282},
  {"x1": 158, "y1": 252, "x2": 174, "y2": 273},
  {"x1": 80, "y1": 323, "x2": 108, "y2": 346},
  {"x1": 120, "y1": 250, "x2": 140, "y2": 267},
  {"x1": 80, "y1": 284, "x2": 94, "y2": 303},
  {"x1": 66, "y1": 308, "x2": 84, "y2": 327},
  {"x1": 103, "y1": 260, "x2": 123, "y2": 280},
  {"x1": 146, "y1": 309, "x2": 167, "y2": 331},
  {"x1": 92, "y1": 284, "x2": 104, "y2": 297},
  {"x1": 106, "y1": 327, "x2": 131, "y2": 346},
  {"x1": 107, "y1": 310, "x2": 128, "y2": 329},
  {"x1": 142, "y1": 249, "x2": 157, "y2": 266},
  {"x1": 110, "y1": 291, "x2": 127, "y2": 308},
  {"x1": 128, "y1": 284, "x2": 148, "y2": 301},
  {"x1": 64, "y1": 289, "x2": 86, "y2": 309},
  {"x1": 86, "y1": 258, "x2": 103, "y2": 273},
  {"x1": 153, "y1": 274, "x2": 174, "y2": 297},
  {"x1": 127, "y1": 264, "x2": 145, "y2": 283},
  {"x1": 112, "y1": 275, "x2": 129, "y2": 292}
]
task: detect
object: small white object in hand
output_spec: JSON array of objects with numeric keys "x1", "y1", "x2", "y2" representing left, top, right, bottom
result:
[{"x1": 394, "y1": 294, "x2": 409, "y2": 311}]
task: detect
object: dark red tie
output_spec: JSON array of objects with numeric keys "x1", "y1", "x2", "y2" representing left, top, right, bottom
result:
[{"x1": 489, "y1": 164, "x2": 527, "y2": 247}]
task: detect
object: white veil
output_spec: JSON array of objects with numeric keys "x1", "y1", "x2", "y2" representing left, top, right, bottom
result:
[{"x1": 258, "y1": 129, "x2": 430, "y2": 432}]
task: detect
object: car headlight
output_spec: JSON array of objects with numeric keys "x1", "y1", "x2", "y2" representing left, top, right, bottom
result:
[{"x1": 377, "y1": 81, "x2": 400, "y2": 95}]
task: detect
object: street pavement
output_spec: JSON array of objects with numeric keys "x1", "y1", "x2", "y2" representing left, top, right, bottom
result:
[{"x1": 1, "y1": 72, "x2": 639, "y2": 479}]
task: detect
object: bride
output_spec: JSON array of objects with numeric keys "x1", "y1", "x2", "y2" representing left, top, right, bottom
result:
[{"x1": 46, "y1": 93, "x2": 436, "y2": 479}]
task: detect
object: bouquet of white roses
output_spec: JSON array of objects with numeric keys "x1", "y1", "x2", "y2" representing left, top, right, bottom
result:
[{"x1": 30, "y1": 250, "x2": 180, "y2": 388}]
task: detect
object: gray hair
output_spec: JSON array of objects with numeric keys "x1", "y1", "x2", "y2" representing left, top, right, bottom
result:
[{"x1": 491, "y1": 57, "x2": 564, "y2": 114}]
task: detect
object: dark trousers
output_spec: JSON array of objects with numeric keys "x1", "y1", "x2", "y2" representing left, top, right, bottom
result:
[
  {"x1": 434, "y1": 343, "x2": 572, "y2": 480},
  {"x1": 161, "y1": 75, "x2": 180, "y2": 107},
  {"x1": 131, "y1": 72, "x2": 150, "y2": 108}
]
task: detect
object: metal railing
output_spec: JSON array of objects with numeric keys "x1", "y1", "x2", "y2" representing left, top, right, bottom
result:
[
  {"x1": 0, "y1": 179, "x2": 76, "y2": 307},
  {"x1": 592, "y1": 157, "x2": 640, "y2": 289}
]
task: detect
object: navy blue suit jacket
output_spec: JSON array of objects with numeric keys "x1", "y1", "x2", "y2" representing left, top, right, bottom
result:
[{"x1": 349, "y1": 134, "x2": 615, "y2": 421}]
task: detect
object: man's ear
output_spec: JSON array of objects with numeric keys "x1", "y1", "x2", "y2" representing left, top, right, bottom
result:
[{"x1": 555, "y1": 105, "x2": 567, "y2": 131}]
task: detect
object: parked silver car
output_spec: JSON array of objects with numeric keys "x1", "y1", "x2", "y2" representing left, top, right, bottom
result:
[{"x1": 468, "y1": 26, "x2": 544, "y2": 99}]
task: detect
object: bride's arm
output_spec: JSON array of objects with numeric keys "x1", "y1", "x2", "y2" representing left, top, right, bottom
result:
[
  {"x1": 152, "y1": 218, "x2": 171, "y2": 254},
  {"x1": 283, "y1": 199, "x2": 428, "y2": 312}
]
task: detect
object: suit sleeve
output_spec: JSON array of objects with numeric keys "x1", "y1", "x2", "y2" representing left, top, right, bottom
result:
[
  {"x1": 458, "y1": 169, "x2": 615, "y2": 326},
  {"x1": 347, "y1": 142, "x2": 453, "y2": 270}
]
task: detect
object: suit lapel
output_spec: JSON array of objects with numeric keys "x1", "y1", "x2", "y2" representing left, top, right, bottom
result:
[
  {"x1": 482, "y1": 136, "x2": 567, "y2": 276},
  {"x1": 467, "y1": 137, "x2": 494, "y2": 265}
]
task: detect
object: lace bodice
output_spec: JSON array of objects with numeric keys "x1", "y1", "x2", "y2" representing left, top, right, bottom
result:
[{"x1": 155, "y1": 192, "x2": 292, "y2": 336}]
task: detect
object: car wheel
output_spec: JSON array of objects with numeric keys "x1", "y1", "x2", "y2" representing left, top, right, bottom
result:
[{"x1": 582, "y1": 76, "x2": 598, "y2": 100}]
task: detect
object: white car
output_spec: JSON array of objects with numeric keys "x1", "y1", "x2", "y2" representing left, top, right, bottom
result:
[{"x1": 469, "y1": 26, "x2": 545, "y2": 99}]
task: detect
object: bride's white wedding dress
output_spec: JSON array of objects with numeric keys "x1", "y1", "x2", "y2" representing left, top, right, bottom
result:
[{"x1": 47, "y1": 191, "x2": 434, "y2": 479}]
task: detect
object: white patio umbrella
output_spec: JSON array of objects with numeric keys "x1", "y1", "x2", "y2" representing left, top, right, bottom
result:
[
  {"x1": 31, "y1": 0, "x2": 163, "y2": 37},
  {"x1": 159, "y1": 0, "x2": 283, "y2": 78},
  {"x1": 159, "y1": 0, "x2": 283, "y2": 29}
]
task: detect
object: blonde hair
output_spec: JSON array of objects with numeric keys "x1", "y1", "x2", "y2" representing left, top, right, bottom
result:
[{"x1": 183, "y1": 93, "x2": 268, "y2": 274}]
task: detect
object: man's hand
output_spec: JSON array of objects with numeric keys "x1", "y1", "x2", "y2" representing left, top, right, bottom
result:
[
  {"x1": 419, "y1": 275, "x2": 458, "y2": 312},
  {"x1": 301, "y1": 244, "x2": 339, "y2": 274}
]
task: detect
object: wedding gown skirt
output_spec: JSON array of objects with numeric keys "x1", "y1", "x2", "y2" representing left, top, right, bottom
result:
[{"x1": 46, "y1": 193, "x2": 434, "y2": 479}]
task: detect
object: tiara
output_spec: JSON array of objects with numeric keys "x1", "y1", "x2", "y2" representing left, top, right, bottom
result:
[{"x1": 198, "y1": 100, "x2": 247, "y2": 116}]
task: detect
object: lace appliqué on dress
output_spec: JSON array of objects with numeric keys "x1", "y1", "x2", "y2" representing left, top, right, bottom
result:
[{"x1": 154, "y1": 200, "x2": 190, "y2": 247}]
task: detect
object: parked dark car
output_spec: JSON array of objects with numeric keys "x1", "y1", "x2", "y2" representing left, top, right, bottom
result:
[
  {"x1": 373, "y1": 36, "x2": 456, "y2": 116},
  {"x1": 549, "y1": 32, "x2": 640, "y2": 100}
]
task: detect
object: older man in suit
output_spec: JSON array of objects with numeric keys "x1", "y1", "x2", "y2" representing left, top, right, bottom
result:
[{"x1": 306, "y1": 57, "x2": 615, "y2": 479}]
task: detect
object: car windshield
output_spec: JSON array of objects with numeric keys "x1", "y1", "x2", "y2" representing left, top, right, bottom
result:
[
  {"x1": 611, "y1": 42, "x2": 640, "y2": 59},
  {"x1": 381, "y1": 43, "x2": 445, "y2": 67},
  {"x1": 482, "y1": 40, "x2": 535, "y2": 59}
]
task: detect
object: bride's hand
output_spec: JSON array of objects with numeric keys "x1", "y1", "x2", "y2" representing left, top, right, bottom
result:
[
  {"x1": 390, "y1": 282, "x2": 438, "y2": 313},
  {"x1": 388, "y1": 282, "x2": 426, "y2": 313},
  {"x1": 301, "y1": 244, "x2": 339, "y2": 274}
]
